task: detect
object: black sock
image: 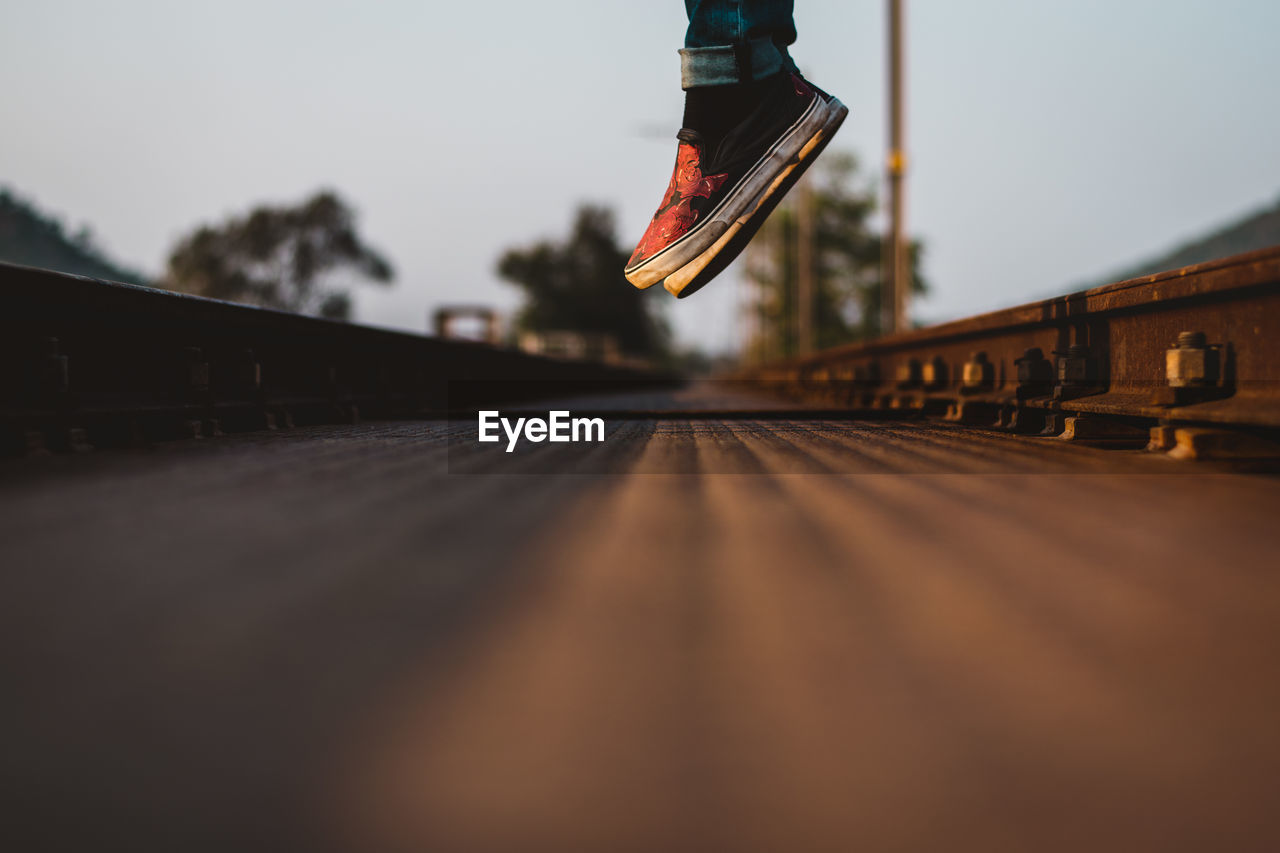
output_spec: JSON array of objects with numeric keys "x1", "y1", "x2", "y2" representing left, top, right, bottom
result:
[{"x1": 681, "y1": 72, "x2": 780, "y2": 155}]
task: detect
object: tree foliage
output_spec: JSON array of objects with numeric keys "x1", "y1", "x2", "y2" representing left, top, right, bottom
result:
[
  {"x1": 497, "y1": 204, "x2": 669, "y2": 358},
  {"x1": 744, "y1": 153, "x2": 927, "y2": 360},
  {"x1": 0, "y1": 186, "x2": 149, "y2": 285},
  {"x1": 163, "y1": 190, "x2": 393, "y2": 320}
]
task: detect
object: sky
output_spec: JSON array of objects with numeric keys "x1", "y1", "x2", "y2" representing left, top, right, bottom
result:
[{"x1": 3, "y1": 0, "x2": 1279, "y2": 353}]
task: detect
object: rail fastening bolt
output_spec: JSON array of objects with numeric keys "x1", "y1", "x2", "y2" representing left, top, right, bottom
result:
[
  {"x1": 1177, "y1": 331, "x2": 1207, "y2": 350},
  {"x1": 1058, "y1": 344, "x2": 1092, "y2": 386},
  {"x1": 1166, "y1": 330, "x2": 1214, "y2": 388},
  {"x1": 962, "y1": 351, "x2": 994, "y2": 388}
]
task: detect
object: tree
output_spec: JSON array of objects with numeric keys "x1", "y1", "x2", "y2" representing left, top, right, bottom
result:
[
  {"x1": 743, "y1": 153, "x2": 927, "y2": 361},
  {"x1": 0, "y1": 187, "x2": 149, "y2": 285},
  {"x1": 163, "y1": 190, "x2": 393, "y2": 320},
  {"x1": 497, "y1": 204, "x2": 669, "y2": 359}
]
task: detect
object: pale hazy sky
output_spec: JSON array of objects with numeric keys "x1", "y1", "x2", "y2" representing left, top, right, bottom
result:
[{"x1": 3, "y1": 0, "x2": 1279, "y2": 352}]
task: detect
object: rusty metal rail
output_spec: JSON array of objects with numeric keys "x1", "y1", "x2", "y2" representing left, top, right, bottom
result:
[
  {"x1": 0, "y1": 262, "x2": 673, "y2": 454},
  {"x1": 6, "y1": 247, "x2": 1278, "y2": 459},
  {"x1": 736, "y1": 247, "x2": 1280, "y2": 457}
]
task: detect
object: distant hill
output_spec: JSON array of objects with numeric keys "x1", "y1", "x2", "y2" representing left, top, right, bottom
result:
[
  {"x1": 1095, "y1": 196, "x2": 1280, "y2": 285},
  {"x1": 0, "y1": 187, "x2": 149, "y2": 285}
]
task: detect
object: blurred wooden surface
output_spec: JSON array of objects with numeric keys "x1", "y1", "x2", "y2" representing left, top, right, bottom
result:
[{"x1": 4, "y1": 401, "x2": 1279, "y2": 851}]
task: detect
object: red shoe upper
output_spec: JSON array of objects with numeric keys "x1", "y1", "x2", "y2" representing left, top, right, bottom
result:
[{"x1": 627, "y1": 140, "x2": 728, "y2": 268}]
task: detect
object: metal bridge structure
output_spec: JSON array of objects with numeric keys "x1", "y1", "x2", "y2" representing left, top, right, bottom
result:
[{"x1": 3, "y1": 251, "x2": 1280, "y2": 851}]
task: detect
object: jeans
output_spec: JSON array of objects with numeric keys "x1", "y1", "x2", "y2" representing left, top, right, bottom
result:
[{"x1": 682, "y1": 0, "x2": 798, "y2": 88}]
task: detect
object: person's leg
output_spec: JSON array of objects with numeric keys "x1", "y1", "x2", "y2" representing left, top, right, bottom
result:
[
  {"x1": 681, "y1": 0, "x2": 799, "y2": 88},
  {"x1": 625, "y1": 1, "x2": 847, "y2": 297},
  {"x1": 677, "y1": 0, "x2": 802, "y2": 158}
]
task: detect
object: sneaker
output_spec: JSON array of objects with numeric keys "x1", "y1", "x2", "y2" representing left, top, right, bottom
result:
[
  {"x1": 624, "y1": 72, "x2": 847, "y2": 298},
  {"x1": 664, "y1": 80, "x2": 848, "y2": 299}
]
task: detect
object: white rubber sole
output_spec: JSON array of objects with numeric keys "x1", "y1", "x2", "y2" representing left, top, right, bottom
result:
[
  {"x1": 662, "y1": 97, "x2": 849, "y2": 298},
  {"x1": 625, "y1": 94, "x2": 831, "y2": 291}
]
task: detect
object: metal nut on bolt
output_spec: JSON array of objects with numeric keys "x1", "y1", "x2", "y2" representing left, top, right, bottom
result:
[
  {"x1": 184, "y1": 347, "x2": 210, "y2": 390},
  {"x1": 1057, "y1": 344, "x2": 1092, "y2": 386},
  {"x1": 239, "y1": 348, "x2": 262, "y2": 391},
  {"x1": 1015, "y1": 347, "x2": 1053, "y2": 386},
  {"x1": 895, "y1": 358, "x2": 922, "y2": 388},
  {"x1": 1166, "y1": 331, "x2": 1218, "y2": 388},
  {"x1": 962, "y1": 351, "x2": 994, "y2": 389},
  {"x1": 39, "y1": 337, "x2": 70, "y2": 395},
  {"x1": 922, "y1": 356, "x2": 948, "y2": 389}
]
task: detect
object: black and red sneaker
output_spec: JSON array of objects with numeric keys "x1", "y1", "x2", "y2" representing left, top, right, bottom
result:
[{"x1": 625, "y1": 72, "x2": 847, "y2": 298}]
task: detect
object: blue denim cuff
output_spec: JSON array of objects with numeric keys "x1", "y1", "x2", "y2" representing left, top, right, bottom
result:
[{"x1": 680, "y1": 36, "x2": 794, "y2": 88}]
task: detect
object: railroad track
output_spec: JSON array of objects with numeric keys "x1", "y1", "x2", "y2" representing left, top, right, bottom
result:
[
  {"x1": 4, "y1": 252, "x2": 1280, "y2": 851},
  {"x1": 0, "y1": 261, "x2": 673, "y2": 455},
  {"x1": 5, "y1": 248, "x2": 1278, "y2": 461},
  {"x1": 735, "y1": 246, "x2": 1280, "y2": 460}
]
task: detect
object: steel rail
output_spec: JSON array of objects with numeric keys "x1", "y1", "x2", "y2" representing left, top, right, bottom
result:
[
  {"x1": 734, "y1": 246, "x2": 1280, "y2": 443},
  {"x1": 0, "y1": 263, "x2": 674, "y2": 454}
]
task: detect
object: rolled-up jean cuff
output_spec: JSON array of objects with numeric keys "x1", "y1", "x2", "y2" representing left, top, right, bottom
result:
[{"x1": 680, "y1": 36, "x2": 791, "y2": 88}]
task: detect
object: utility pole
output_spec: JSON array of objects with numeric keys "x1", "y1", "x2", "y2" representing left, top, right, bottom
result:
[
  {"x1": 885, "y1": 0, "x2": 909, "y2": 336},
  {"x1": 795, "y1": 177, "x2": 815, "y2": 355}
]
